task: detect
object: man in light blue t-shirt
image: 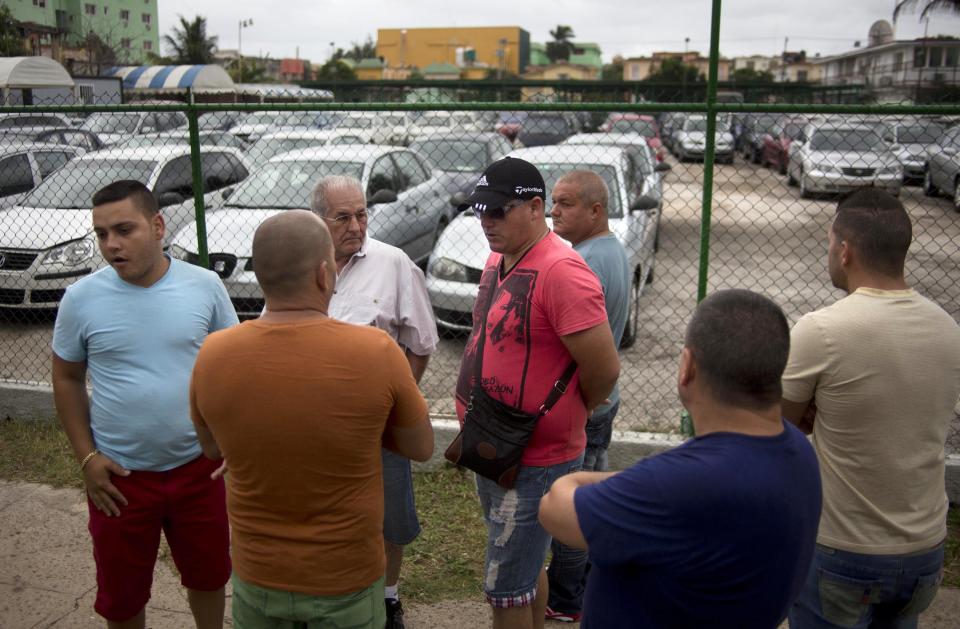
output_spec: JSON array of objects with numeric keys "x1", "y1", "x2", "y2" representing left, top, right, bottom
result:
[
  {"x1": 545, "y1": 170, "x2": 631, "y2": 623},
  {"x1": 51, "y1": 180, "x2": 238, "y2": 628}
]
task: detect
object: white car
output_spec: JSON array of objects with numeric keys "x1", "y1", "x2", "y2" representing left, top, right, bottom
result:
[
  {"x1": 787, "y1": 124, "x2": 902, "y2": 198},
  {"x1": 406, "y1": 111, "x2": 482, "y2": 142},
  {"x1": 0, "y1": 146, "x2": 250, "y2": 309},
  {"x1": 0, "y1": 143, "x2": 85, "y2": 204},
  {"x1": 672, "y1": 115, "x2": 735, "y2": 163},
  {"x1": 228, "y1": 111, "x2": 334, "y2": 143},
  {"x1": 335, "y1": 112, "x2": 411, "y2": 145},
  {"x1": 245, "y1": 129, "x2": 370, "y2": 166},
  {"x1": 425, "y1": 145, "x2": 659, "y2": 347},
  {"x1": 169, "y1": 145, "x2": 471, "y2": 316},
  {"x1": 79, "y1": 111, "x2": 188, "y2": 146}
]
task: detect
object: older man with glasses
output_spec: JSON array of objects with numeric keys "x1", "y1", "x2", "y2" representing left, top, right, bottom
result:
[
  {"x1": 453, "y1": 157, "x2": 620, "y2": 629},
  {"x1": 304, "y1": 174, "x2": 438, "y2": 629}
]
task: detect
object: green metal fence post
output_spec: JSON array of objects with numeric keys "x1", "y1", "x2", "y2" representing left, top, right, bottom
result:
[
  {"x1": 697, "y1": 0, "x2": 724, "y2": 304},
  {"x1": 185, "y1": 105, "x2": 209, "y2": 268}
]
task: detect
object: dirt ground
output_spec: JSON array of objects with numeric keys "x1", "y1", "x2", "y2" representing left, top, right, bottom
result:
[{"x1": 2, "y1": 157, "x2": 959, "y2": 448}]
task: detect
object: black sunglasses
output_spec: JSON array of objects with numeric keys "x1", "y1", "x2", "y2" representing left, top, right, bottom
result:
[{"x1": 474, "y1": 199, "x2": 528, "y2": 220}]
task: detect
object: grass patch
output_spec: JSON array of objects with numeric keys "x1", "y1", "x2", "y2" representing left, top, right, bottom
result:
[{"x1": 2, "y1": 418, "x2": 958, "y2": 598}]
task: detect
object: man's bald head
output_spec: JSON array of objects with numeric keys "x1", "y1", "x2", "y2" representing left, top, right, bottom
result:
[
  {"x1": 557, "y1": 170, "x2": 609, "y2": 215},
  {"x1": 253, "y1": 210, "x2": 334, "y2": 300}
]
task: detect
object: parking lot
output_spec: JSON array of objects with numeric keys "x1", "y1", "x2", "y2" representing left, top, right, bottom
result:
[{"x1": 5, "y1": 151, "x2": 956, "y2": 446}]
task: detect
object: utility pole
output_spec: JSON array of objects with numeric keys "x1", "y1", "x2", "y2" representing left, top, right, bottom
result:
[{"x1": 238, "y1": 18, "x2": 253, "y2": 83}]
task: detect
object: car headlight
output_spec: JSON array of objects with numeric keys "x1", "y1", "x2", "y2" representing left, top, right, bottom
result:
[
  {"x1": 815, "y1": 163, "x2": 839, "y2": 175},
  {"x1": 170, "y1": 244, "x2": 200, "y2": 264},
  {"x1": 42, "y1": 236, "x2": 95, "y2": 266},
  {"x1": 429, "y1": 257, "x2": 468, "y2": 283}
]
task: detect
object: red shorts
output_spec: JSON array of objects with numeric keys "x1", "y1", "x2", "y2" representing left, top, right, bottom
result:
[{"x1": 87, "y1": 455, "x2": 230, "y2": 622}]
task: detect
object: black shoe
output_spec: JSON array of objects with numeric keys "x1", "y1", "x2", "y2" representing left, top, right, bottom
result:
[{"x1": 385, "y1": 598, "x2": 405, "y2": 629}]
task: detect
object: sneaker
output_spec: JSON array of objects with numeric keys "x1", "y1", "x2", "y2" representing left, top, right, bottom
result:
[
  {"x1": 545, "y1": 606, "x2": 582, "y2": 622},
  {"x1": 385, "y1": 598, "x2": 405, "y2": 629}
]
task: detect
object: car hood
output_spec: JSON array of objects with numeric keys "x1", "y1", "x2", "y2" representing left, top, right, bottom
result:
[
  {"x1": 808, "y1": 150, "x2": 899, "y2": 168},
  {"x1": 0, "y1": 207, "x2": 92, "y2": 249},
  {"x1": 431, "y1": 213, "x2": 569, "y2": 272},
  {"x1": 172, "y1": 209, "x2": 281, "y2": 257}
]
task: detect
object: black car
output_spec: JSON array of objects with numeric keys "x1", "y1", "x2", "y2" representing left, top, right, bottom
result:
[{"x1": 517, "y1": 113, "x2": 577, "y2": 147}]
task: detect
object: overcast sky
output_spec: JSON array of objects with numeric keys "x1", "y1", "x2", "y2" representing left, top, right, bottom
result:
[{"x1": 157, "y1": 0, "x2": 960, "y2": 64}]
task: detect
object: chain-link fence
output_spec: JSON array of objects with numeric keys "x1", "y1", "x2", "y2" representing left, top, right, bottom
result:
[{"x1": 1, "y1": 91, "x2": 958, "y2": 444}]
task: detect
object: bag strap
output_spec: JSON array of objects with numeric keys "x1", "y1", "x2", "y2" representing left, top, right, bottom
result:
[{"x1": 537, "y1": 361, "x2": 578, "y2": 416}]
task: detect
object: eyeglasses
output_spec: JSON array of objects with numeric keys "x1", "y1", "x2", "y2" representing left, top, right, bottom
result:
[
  {"x1": 475, "y1": 199, "x2": 528, "y2": 220},
  {"x1": 324, "y1": 210, "x2": 368, "y2": 226}
]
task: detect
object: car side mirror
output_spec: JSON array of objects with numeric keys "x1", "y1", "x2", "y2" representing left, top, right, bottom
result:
[
  {"x1": 654, "y1": 162, "x2": 672, "y2": 173},
  {"x1": 156, "y1": 191, "x2": 185, "y2": 207},
  {"x1": 630, "y1": 196, "x2": 659, "y2": 212},
  {"x1": 450, "y1": 190, "x2": 469, "y2": 209},
  {"x1": 220, "y1": 186, "x2": 234, "y2": 201},
  {"x1": 367, "y1": 188, "x2": 398, "y2": 206}
]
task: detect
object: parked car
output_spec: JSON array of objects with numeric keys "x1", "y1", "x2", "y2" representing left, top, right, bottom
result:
[
  {"x1": 562, "y1": 133, "x2": 671, "y2": 250},
  {"x1": 923, "y1": 124, "x2": 960, "y2": 211},
  {"x1": 245, "y1": 129, "x2": 371, "y2": 166},
  {"x1": 739, "y1": 113, "x2": 783, "y2": 164},
  {"x1": 0, "y1": 146, "x2": 250, "y2": 309},
  {"x1": 228, "y1": 111, "x2": 336, "y2": 142},
  {"x1": 34, "y1": 128, "x2": 106, "y2": 152},
  {"x1": 659, "y1": 112, "x2": 687, "y2": 152},
  {"x1": 787, "y1": 124, "x2": 902, "y2": 199},
  {"x1": 425, "y1": 144, "x2": 659, "y2": 348},
  {"x1": 0, "y1": 143, "x2": 84, "y2": 206},
  {"x1": 79, "y1": 111, "x2": 188, "y2": 146},
  {"x1": 0, "y1": 113, "x2": 76, "y2": 143},
  {"x1": 334, "y1": 112, "x2": 411, "y2": 145},
  {"x1": 761, "y1": 120, "x2": 806, "y2": 175},
  {"x1": 495, "y1": 111, "x2": 527, "y2": 142},
  {"x1": 883, "y1": 119, "x2": 946, "y2": 183},
  {"x1": 409, "y1": 132, "x2": 514, "y2": 176},
  {"x1": 516, "y1": 112, "x2": 577, "y2": 147},
  {"x1": 117, "y1": 130, "x2": 249, "y2": 151},
  {"x1": 198, "y1": 111, "x2": 243, "y2": 131},
  {"x1": 672, "y1": 116, "x2": 735, "y2": 163},
  {"x1": 169, "y1": 145, "x2": 472, "y2": 316},
  {"x1": 600, "y1": 113, "x2": 665, "y2": 161}
]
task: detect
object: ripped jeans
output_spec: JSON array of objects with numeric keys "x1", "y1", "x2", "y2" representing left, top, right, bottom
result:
[{"x1": 475, "y1": 454, "x2": 585, "y2": 609}]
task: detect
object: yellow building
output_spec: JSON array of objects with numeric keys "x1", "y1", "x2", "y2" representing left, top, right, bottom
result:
[
  {"x1": 377, "y1": 27, "x2": 531, "y2": 76},
  {"x1": 623, "y1": 52, "x2": 731, "y2": 82}
]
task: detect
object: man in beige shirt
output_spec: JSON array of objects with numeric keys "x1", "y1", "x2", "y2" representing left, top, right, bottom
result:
[{"x1": 782, "y1": 188, "x2": 960, "y2": 628}]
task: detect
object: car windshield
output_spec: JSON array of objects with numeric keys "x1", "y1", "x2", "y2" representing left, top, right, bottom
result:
[
  {"x1": 226, "y1": 159, "x2": 364, "y2": 208},
  {"x1": 685, "y1": 118, "x2": 728, "y2": 133},
  {"x1": 247, "y1": 138, "x2": 329, "y2": 164},
  {"x1": 24, "y1": 159, "x2": 157, "y2": 208},
  {"x1": 525, "y1": 116, "x2": 568, "y2": 134},
  {"x1": 811, "y1": 129, "x2": 885, "y2": 152},
  {"x1": 784, "y1": 123, "x2": 805, "y2": 140},
  {"x1": 80, "y1": 113, "x2": 141, "y2": 134},
  {"x1": 337, "y1": 116, "x2": 375, "y2": 129},
  {"x1": 535, "y1": 162, "x2": 621, "y2": 216},
  {"x1": 411, "y1": 140, "x2": 487, "y2": 172},
  {"x1": 897, "y1": 124, "x2": 944, "y2": 144},
  {"x1": 498, "y1": 111, "x2": 527, "y2": 124},
  {"x1": 420, "y1": 113, "x2": 452, "y2": 127},
  {"x1": 610, "y1": 118, "x2": 657, "y2": 137},
  {"x1": 119, "y1": 133, "x2": 231, "y2": 148},
  {"x1": 753, "y1": 115, "x2": 781, "y2": 133},
  {"x1": 197, "y1": 112, "x2": 236, "y2": 130}
]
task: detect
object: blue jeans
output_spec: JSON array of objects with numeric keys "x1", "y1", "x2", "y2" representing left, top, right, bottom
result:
[
  {"x1": 476, "y1": 455, "x2": 584, "y2": 608},
  {"x1": 546, "y1": 402, "x2": 620, "y2": 615},
  {"x1": 788, "y1": 542, "x2": 944, "y2": 629},
  {"x1": 382, "y1": 448, "x2": 420, "y2": 546}
]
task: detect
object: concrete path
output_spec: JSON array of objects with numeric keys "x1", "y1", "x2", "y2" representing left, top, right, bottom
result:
[{"x1": 1, "y1": 480, "x2": 957, "y2": 628}]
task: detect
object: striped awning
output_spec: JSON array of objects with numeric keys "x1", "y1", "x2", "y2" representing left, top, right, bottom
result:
[{"x1": 103, "y1": 65, "x2": 234, "y2": 90}]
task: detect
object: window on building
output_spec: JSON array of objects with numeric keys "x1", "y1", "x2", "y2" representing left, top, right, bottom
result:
[
  {"x1": 120, "y1": 9, "x2": 129, "y2": 21},
  {"x1": 893, "y1": 52, "x2": 903, "y2": 73},
  {"x1": 84, "y1": 4, "x2": 96, "y2": 15},
  {"x1": 121, "y1": 38, "x2": 131, "y2": 49},
  {"x1": 929, "y1": 47, "x2": 943, "y2": 68},
  {"x1": 946, "y1": 47, "x2": 959, "y2": 67},
  {"x1": 143, "y1": 41, "x2": 152, "y2": 50},
  {"x1": 103, "y1": 6, "x2": 108, "y2": 13},
  {"x1": 797, "y1": 70, "x2": 808, "y2": 82},
  {"x1": 914, "y1": 47, "x2": 927, "y2": 68},
  {"x1": 747, "y1": 60, "x2": 755, "y2": 70},
  {"x1": 142, "y1": 13, "x2": 151, "y2": 24}
]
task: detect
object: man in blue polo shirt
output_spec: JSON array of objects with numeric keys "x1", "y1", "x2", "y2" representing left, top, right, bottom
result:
[
  {"x1": 539, "y1": 289, "x2": 822, "y2": 628},
  {"x1": 52, "y1": 180, "x2": 238, "y2": 628}
]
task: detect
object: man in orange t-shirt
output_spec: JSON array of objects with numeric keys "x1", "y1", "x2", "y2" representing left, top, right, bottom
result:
[{"x1": 190, "y1": 210, "x2": 434, "y2": 628}]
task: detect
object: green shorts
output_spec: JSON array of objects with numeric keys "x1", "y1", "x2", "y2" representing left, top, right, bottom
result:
[{"x1": 232, "y1": 573, "x2": 386, "y2": 628}]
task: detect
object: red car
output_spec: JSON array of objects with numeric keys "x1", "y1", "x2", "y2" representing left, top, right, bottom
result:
[
  {"x1": 761, "y1": 120, "x2": 806, "y2": 175},
  {"x1": 601, "y1": 113, "x2": 665, "y2": 161}
]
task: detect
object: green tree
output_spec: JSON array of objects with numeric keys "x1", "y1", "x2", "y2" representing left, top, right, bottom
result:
[
  {"x1": 731, "y1": 67, "x2": 774, "y2": 83},
  {"x1": 315, "y1": 58, "x2": 356, "y2": 81},
  {"x1": 0, "y1": 4, "x2": 25, "y2": 56},
  {"x1": 602, "y1": 58, "x2": 625, "y2": 81},
  {"x1": 163, "y1": 15, "x2": 218, "y2": 64},
  {"x1": 228, "y1": 56, "x2": 269, "y2": 83},
  {"x1": 645, "y1": 58, "x2": 703, "y2": 83},
  {"x1": 83, "y1": 32, "x2": 118, "y2": 76},
  {"x1": 334, "y1": 36, "x2": 376, "y2": 62},
  {"x1": 894, "y1": 0, "x2": 960, "y2": 19},
  {"x1": 546, "y1": 25, "x2": 575, "y2": 63}
]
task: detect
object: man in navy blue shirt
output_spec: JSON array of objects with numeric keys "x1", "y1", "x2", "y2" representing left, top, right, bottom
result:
[{"x1": 539, "y1": 289, "x2": 822, "y2": 628}]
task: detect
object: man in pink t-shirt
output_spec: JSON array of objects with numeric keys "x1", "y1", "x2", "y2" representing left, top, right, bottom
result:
[{"x1": 454, "y1": 157, "x2": 620, "y2": 629}]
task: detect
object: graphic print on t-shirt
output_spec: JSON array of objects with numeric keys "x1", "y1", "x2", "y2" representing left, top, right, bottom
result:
[{"x1": 456, "y1": 265, "x2": 539, "y2": 410}]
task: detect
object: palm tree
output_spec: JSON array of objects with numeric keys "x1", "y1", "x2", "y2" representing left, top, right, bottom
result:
[
  {"x1": 163, "y1": 15, "x2": 218, "y2": 64},
  {"x1": 546, "y1": 25, "x2": 576, "y2": 63},
  {"x1": 894, "y1": 0, "x2": 960, "y2": 20}
]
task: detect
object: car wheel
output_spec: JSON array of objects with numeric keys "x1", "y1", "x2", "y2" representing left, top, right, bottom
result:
[
  {"x1": 751, "y1": 147, "x2": 761, "y2": 165},
  {"x1": 787, "y1": 164, "x2": 797, "y2": 186},
  {"x1": 799, "y1": 170, "x2": 811, "y2": 199},
  {"x1": 619, "y1": 269, "x2": 641, "y2": 350},
  {"x1": 923, "y1": 169, "x2": 939, "y2": 197},
  {"x1": 779, "y1": 158, "x2": 787, "y2": 176},
  {"x1": 954, "y1": 179, "x2": 960, "y2": 213}
]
